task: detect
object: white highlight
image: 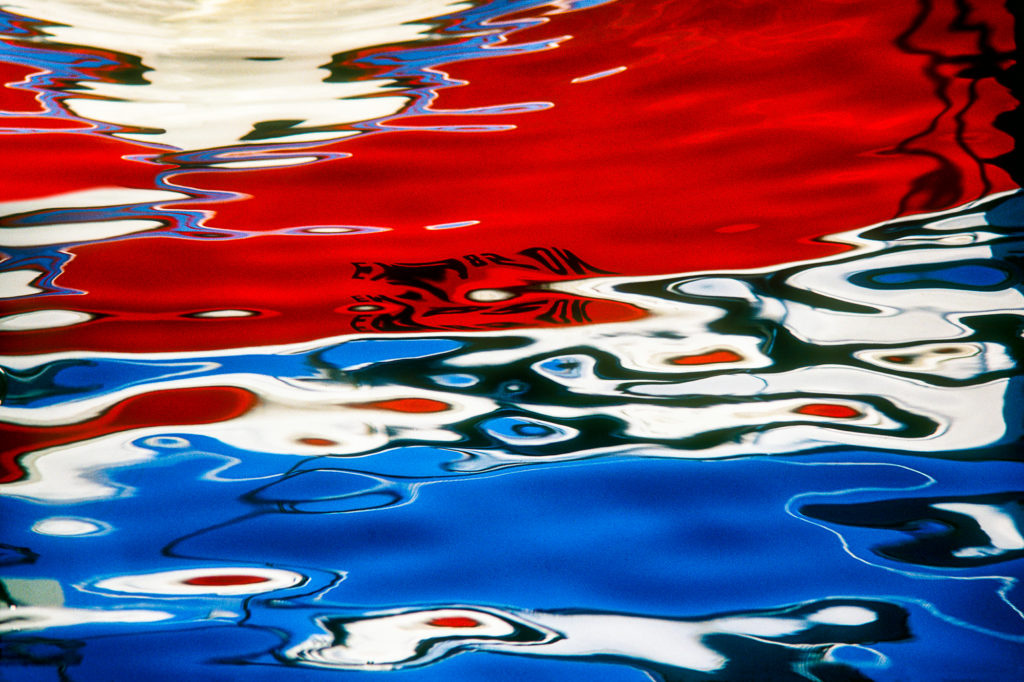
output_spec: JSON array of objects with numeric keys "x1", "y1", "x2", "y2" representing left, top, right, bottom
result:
[
  {"x1": 192, "y1": 309, "x2": 257, "y2": 318},
  {"x1": 0, "y1": 309, "x2": 94, "y2": 331},
  {"x1": 209, "y1": 155, "x2": 331, "y2": 169},
  {"x1": 425, "y1": 220, "x2": 480, "y2": 230},
  {"x1": 807, "y1": 606, "x2": 877, "y2": 626},
  {"x1": 32, "y1": 517, "x2": 104, "y2": 536},
  {"x1": 466, "y1": 289, "x2": 515, "y2": 302}
]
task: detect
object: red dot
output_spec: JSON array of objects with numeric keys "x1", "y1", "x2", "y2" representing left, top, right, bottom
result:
[
  {"x1": 670, "y1": 349, "x2": 742, "y2": 365},
  {"x1": 298, "y1": 437, "x2": 338, "y2": 446},
  {"x1": 351, "y1": 398, "x2": 450, "y2": 413},
  {"x1": 183, "y1": 574, "x2": 271, "y2": 586},
  {"x1": 795, "y1": 403, "x2": 861, "y2": 419},
  {"x1": 427, "y1": 616, "x2": 481, "y2": 628},
  {"x1": 882, "y1": 355, "x2": 911, "y2": 364}
]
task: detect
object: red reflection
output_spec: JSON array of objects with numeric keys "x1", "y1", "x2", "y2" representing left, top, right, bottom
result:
[
  {"x1": 297, "y1": 437, "x2": 339, "y2": 447},
  {"x1": 670, "y1": 350, "x2": 743, "y2": 365},
  {"x1": 795, "y1": 404, "x2": 861, "y2": 419},
  {"x1": 350, "y1": 398, "x2": 450, "y2": 414},
  {"x1": 427, "y1": 616, "x2": 481, "y2": 628},
  {"x1": 183, "y1": 574, "x2": 271, "y2": 587}
]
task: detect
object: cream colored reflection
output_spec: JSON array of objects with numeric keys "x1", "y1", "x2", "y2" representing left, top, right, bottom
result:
[
  {"x1": 8, "y1": 0, "x2": 470, "y2": 151},
  {"x1": 287, "y1": 602, "x2": 884, "y2": 673},
  {"x1": 0, "y1": 380, "x2": 493, "y2": 503}
]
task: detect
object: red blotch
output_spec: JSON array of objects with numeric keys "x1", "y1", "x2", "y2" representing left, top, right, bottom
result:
[
  {"x1": 882, "y1": 355, "x2": 911, "y2": 363},
  {"x1": 427, "y1": 616, "x2": 481, "y2": 628},
  {"x1": 795, "y1": 403, "x2": 861, "y2": 419},
  {"x1": 298, "y1": 437, "x2": 338, "y2": 447},
  {"x1": 351, "y1": 398, "x2": 450, "y2": 413},
  {"x1": 183, "y1": 574, "x2": 270, "y2": 587},
  {"x1": 670, "y1": 349, "x2": 743, "y2": 365}
]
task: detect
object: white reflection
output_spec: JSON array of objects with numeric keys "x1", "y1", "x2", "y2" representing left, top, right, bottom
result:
[
  {"x1": 776, "y1": 244, "x2": 1023, "y2": 345},
  {"x1": 8, "y1": 0, "x2": 470, "y2": 151},
  {"x1": 0, "y1": 605, "x2": 171, "y2": 633},
  {"x1": 0, "y1": 269, "x2": 43, "y2": 298},
  {"x1": 933, "y1": 502, "x2": 1024, "y2": 559},
  {"x1": 32, "y1": 516, "x2": 105, "y2": 536},
  {"x1": 286, "y1": 601, "x2": 894, "y2": 675},
  {"x1": 0, "y1": 187, "x2": 188, "y2": 246},
  {"x1": 0, "y1": 309, "x2": 94, "y2": 331},
  {"x1": 94, "y1": 566, "x2": 304, "y2": 596}
]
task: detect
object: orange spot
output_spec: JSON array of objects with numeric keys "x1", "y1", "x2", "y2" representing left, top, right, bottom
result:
[
  {"x1": 882, "y1": 355, "x2": 911, "y2": 363},
  {"x1": 351, "y1": 398, "x2": 450, "y2": 413},
  {"x1": 670, "y1": 349, "x2": 743, "y2": 365},
  {"x1": 795, "y1": 403, "x2": 861, "y2": 419},
  {"x1": 183, "y1": 574, "x2": 270, "y2": 587},
  {"x1": 298, "y1": 437, "x2": 338, "y2": 447},
  {"x1": 427, "y1": 616, "x2": 481, "y2": 628}
]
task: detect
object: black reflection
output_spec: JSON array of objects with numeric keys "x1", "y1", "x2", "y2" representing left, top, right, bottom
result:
[
  {"x1": 891, "y1": 0, "x2": 1018, "y2": 212},
  {"x1": 0, "y1": 543, "x2": 38, "y2": 567},
  {"x1": 345, "y1": 246, "x2": 616, "y2": 332},
  {"x1": 801, "y1": 492, "x2": 1024, "y2": 568},
  {"x1": 0, "y1": 636, "x2": 83, "y2": 678}
]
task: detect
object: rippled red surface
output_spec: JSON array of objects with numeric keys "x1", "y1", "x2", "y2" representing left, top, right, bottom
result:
[{"x1": 0, "y1": 0, "x2": 1017, "y2": 352}]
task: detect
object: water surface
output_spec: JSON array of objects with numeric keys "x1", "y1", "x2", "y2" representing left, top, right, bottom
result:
[{"x1": 1, "y1": 1, "x2": 1021, "y2": 680}]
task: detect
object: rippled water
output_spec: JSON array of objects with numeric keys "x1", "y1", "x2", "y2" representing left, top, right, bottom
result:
[{"x1": 1, "y1": 1, "x2": 1021, "y2": 680}]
